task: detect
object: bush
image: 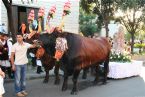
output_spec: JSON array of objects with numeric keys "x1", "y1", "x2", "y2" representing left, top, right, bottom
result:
[
  {"x1": 110, "y1": 52, "x2": 131, "y2": 63},
  {"x1": 134, "y1": 43, "x2": 145, "y2": 48}
]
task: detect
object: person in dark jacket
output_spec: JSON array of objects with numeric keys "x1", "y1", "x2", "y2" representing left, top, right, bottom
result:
[{"x1": 0, "y1": 33, "x2": 13, "y2": 79}]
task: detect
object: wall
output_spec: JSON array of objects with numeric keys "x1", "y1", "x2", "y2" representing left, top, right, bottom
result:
[
  {"x1": 1, "y1": 0, "x2": 79, "y2": 34},
  {"x1": 0, "y1": 0, "x2": 1, "y2": 24},
  {"x1": 1, "y1": 1, "x2": 8, "y2": 32}
]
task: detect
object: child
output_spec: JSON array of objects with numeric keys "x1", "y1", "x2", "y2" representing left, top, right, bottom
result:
[{"x1": 0, "y1": 68, "x2": 5, "y2": 97}]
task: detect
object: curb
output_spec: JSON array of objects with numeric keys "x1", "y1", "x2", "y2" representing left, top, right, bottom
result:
[{"x1": 4, "y1": 73, "x2": 46, "y2": 83}]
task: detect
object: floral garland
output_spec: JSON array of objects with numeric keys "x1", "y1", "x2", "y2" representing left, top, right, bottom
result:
[
  {"x1": 47, "y1": 5, "x2": 56, "y2": 20},
  {"x1": 46, "y1": 5, "x2": 56, "y2": 33},
  {"x1": 27, "y1": 9, "x2": 38, "y2": 39},
  {"x1": 55, "y1": 37, "x2": 68, "y2": 61},
  {"x1": 27, "y1": 9, "x2": 35, "y2": 37},
  {"x1": 38, "y1": 7, "x2": 45, "y2": 19},
  {"x1": 37, "y1": 7, "x2": 45, "y2": 33},
  {"x1": 28, "y1": 9, "x2": 35, "y2": 23},
  {"x1": 58, "y1": 1, "x2": 71, "y2": 30},
  {"x1": 63, "y1": 1, "x2": 71, "y2": 16}
]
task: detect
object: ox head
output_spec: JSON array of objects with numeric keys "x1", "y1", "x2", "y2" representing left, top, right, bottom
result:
[
  {"x1": 33, "y1": 33, "x2": 57, "y2": 70},
  {"x1": 34, "y1": 32, "x2": 58, "y2": 60},
  {"x1": 35, "y1": 28, "x2": 66, "y2": 57}
]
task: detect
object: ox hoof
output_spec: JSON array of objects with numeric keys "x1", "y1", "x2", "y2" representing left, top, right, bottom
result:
[
  {"x1": 62, "y1": 86, "x2": 67, "y2": 91},
  {"x1": 43, "y1": 79, "x2": 49, "y2": 83},
  {"x1": 93, "y1": 81, "x2": 99, "y2": 85},
  {"x1": 101, "y1": 81, "x2": 109, "y2": 85},
  {"x1": 71, "y1": 91, "x2": 78, "y2": 95},
  {"x1": 82, "y1": 75, "x2": 87, "y2": 79},
  {"x1": 54, "y1": 79, "x2": 60, "y2": 85}
]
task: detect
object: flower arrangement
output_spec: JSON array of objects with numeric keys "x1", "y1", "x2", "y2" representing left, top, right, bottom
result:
[
  {"x1": 110, "y1": 51, "x2": 131, "y2": 63},
  {"x1": 28, "y1": 9, "x2": 35, "y2": 23},
  {"x1": 63, "y1": 1, "x2": 71, "y2": 16},
  {"x1": 47, "y1": 5, "x2": 56, "y2": 20},
  {"x1": 38, "y1": 7, "x2": 45, "y2": 19},
  {"x1": 46, "y1": 6, "x2": 56, "y2": 33}
]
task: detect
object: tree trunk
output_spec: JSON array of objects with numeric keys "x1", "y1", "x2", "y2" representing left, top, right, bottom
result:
[
  {"x1": 104, "y1": 20, "x2": 109, "y2": 37},
  {"x1": 139, "y1": 48, "x2": 141, "y2": 54},
  {"x1": 103, "y1": 14, "x2": 109, "y2": 37},
  {"x1": 130, "y1": 32, "x2": 135, "y2": 54},
  {"x1": 2, "y1": 0, "x2": 16, "y2": 42},
  {"x1": 7, "y1": 5, "x2": 16, "y2": 42}
]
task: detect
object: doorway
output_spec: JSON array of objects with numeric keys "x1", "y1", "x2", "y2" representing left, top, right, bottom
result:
[{"x1": 18, "y1": 6, "x2": 27, "y2": 32}]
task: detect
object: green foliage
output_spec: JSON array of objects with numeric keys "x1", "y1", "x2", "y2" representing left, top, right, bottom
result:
[
  {"x1": 115, "y1": 0, "x2": 145, "y2": 10},
  {"x1": 134, "y1": 43, "x2": 145, "y2": 48},
  {"x1": 110, "y1": 52, "x2": 131, "y2": 62},
  {"x1": 63, "y1": 10, "x2": 71, "y2": 15},
  {"x1": 79, "y1": 9, "x2": 100, "y2": 36},
  {"x1": 115, "y1": 0, "x2": 145, "y2": 33},
  {"x1": 114, "y1": 0, "x2": 145, "y2": 54},
  {"x1": 135, "y1": 30, "x2": 145, "y2": 41},
  {"x1": 125, "y1": 32, "x2": 131, "y2": 41},
  {"x1": 80, "y1": 0, "x2": 116, "y2": 37},
  {"x1": 80, "y1": 24, "x2": 98, "y2": 36}
]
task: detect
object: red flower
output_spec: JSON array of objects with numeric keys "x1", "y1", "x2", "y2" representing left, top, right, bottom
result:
[
  {"x1": 47, "y1": 5, "x2": 56, "y2": 20},
  {"x1": 63, "y1": 1, "x2": 71, "y2": 16}
]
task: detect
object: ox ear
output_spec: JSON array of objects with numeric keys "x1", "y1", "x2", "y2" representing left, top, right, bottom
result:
[{"x1": 33, "y1": 40, "x2": 43, "y2": 47}]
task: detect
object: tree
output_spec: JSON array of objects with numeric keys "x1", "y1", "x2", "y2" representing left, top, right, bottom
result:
[
  {"x1": 115, "y1": 0, "x2": 145, "y2": 54},
  {"x1": 80, "y1": 0, "x2": 115, "y2": 37},
  {"x1": 79, "y1": 8, "x2": 99, "y2": 37},
  {"x1": 2, "y1": 0, "x2": 16, "y2": 42}
]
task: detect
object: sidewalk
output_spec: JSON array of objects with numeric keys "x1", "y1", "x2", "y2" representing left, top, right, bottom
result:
[
  {"x1": 4, "y1": 65, "x2": 64, "y2": 83},
  {"x1": 4, "y1": 59, "x2": 145, "y2": 83},
  {"x1": 4, "y1": 66, "x2": 43, "y2": 83}
]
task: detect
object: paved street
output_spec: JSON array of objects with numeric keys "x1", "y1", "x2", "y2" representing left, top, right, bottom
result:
[{"x1": 3, "y1": 73, "x2": 145, "y2": 97}]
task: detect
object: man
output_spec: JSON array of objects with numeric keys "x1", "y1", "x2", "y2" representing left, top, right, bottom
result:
[{"x1": 11, "y1": 32, "x2": 36, "y2": 97}]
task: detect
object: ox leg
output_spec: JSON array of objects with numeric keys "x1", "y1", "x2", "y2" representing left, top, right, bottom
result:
[
  {"x1": 71, "y1": 69, "x2": 80, "y2": 95},
  {"x1": 93, "y1": 65, "x2": 99, "y2": 85},
  {"x1": 91, "y1": 65, "x2": 96, "y2": 75},
  {"x1": 43, "y1": 66, "x2": 49, "y2": 83},
  {"x1": 62, "y1": 69, "x2": 68, "y2": 91},
  {"x1": 102, "y1": 56, "x2": 109, "y2": 84},
  {"x1": 82, "y1": 67, "x2": 88, "y2": 79},
  {"x1": 54, "y1": 63, "x2": 60, "y2": 85}
]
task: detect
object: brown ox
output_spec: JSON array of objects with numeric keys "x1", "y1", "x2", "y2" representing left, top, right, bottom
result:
[
  {"x1": 35, "y1": 47, "x2": 60, "y2": 84},
  {"x1": 36, "y1": 31, "x2": 111, "y2": 95},
  {"x1": 25, "y1": 33, "x2": 60, "y2": 84}
]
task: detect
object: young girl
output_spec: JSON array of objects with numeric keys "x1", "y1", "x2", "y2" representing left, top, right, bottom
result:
[{"x1": 0, "y1": 68, "x2": 5, "y2": 97}]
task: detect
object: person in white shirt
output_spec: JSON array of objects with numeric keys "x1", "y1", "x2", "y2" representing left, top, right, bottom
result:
[{"x1": 11, "y1": 33, "x2": 36, "y2": 97}]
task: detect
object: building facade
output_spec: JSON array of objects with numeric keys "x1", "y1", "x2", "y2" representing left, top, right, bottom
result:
[{"x1": 0, "y1": 0, "x2": 79, "y2": 34}]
